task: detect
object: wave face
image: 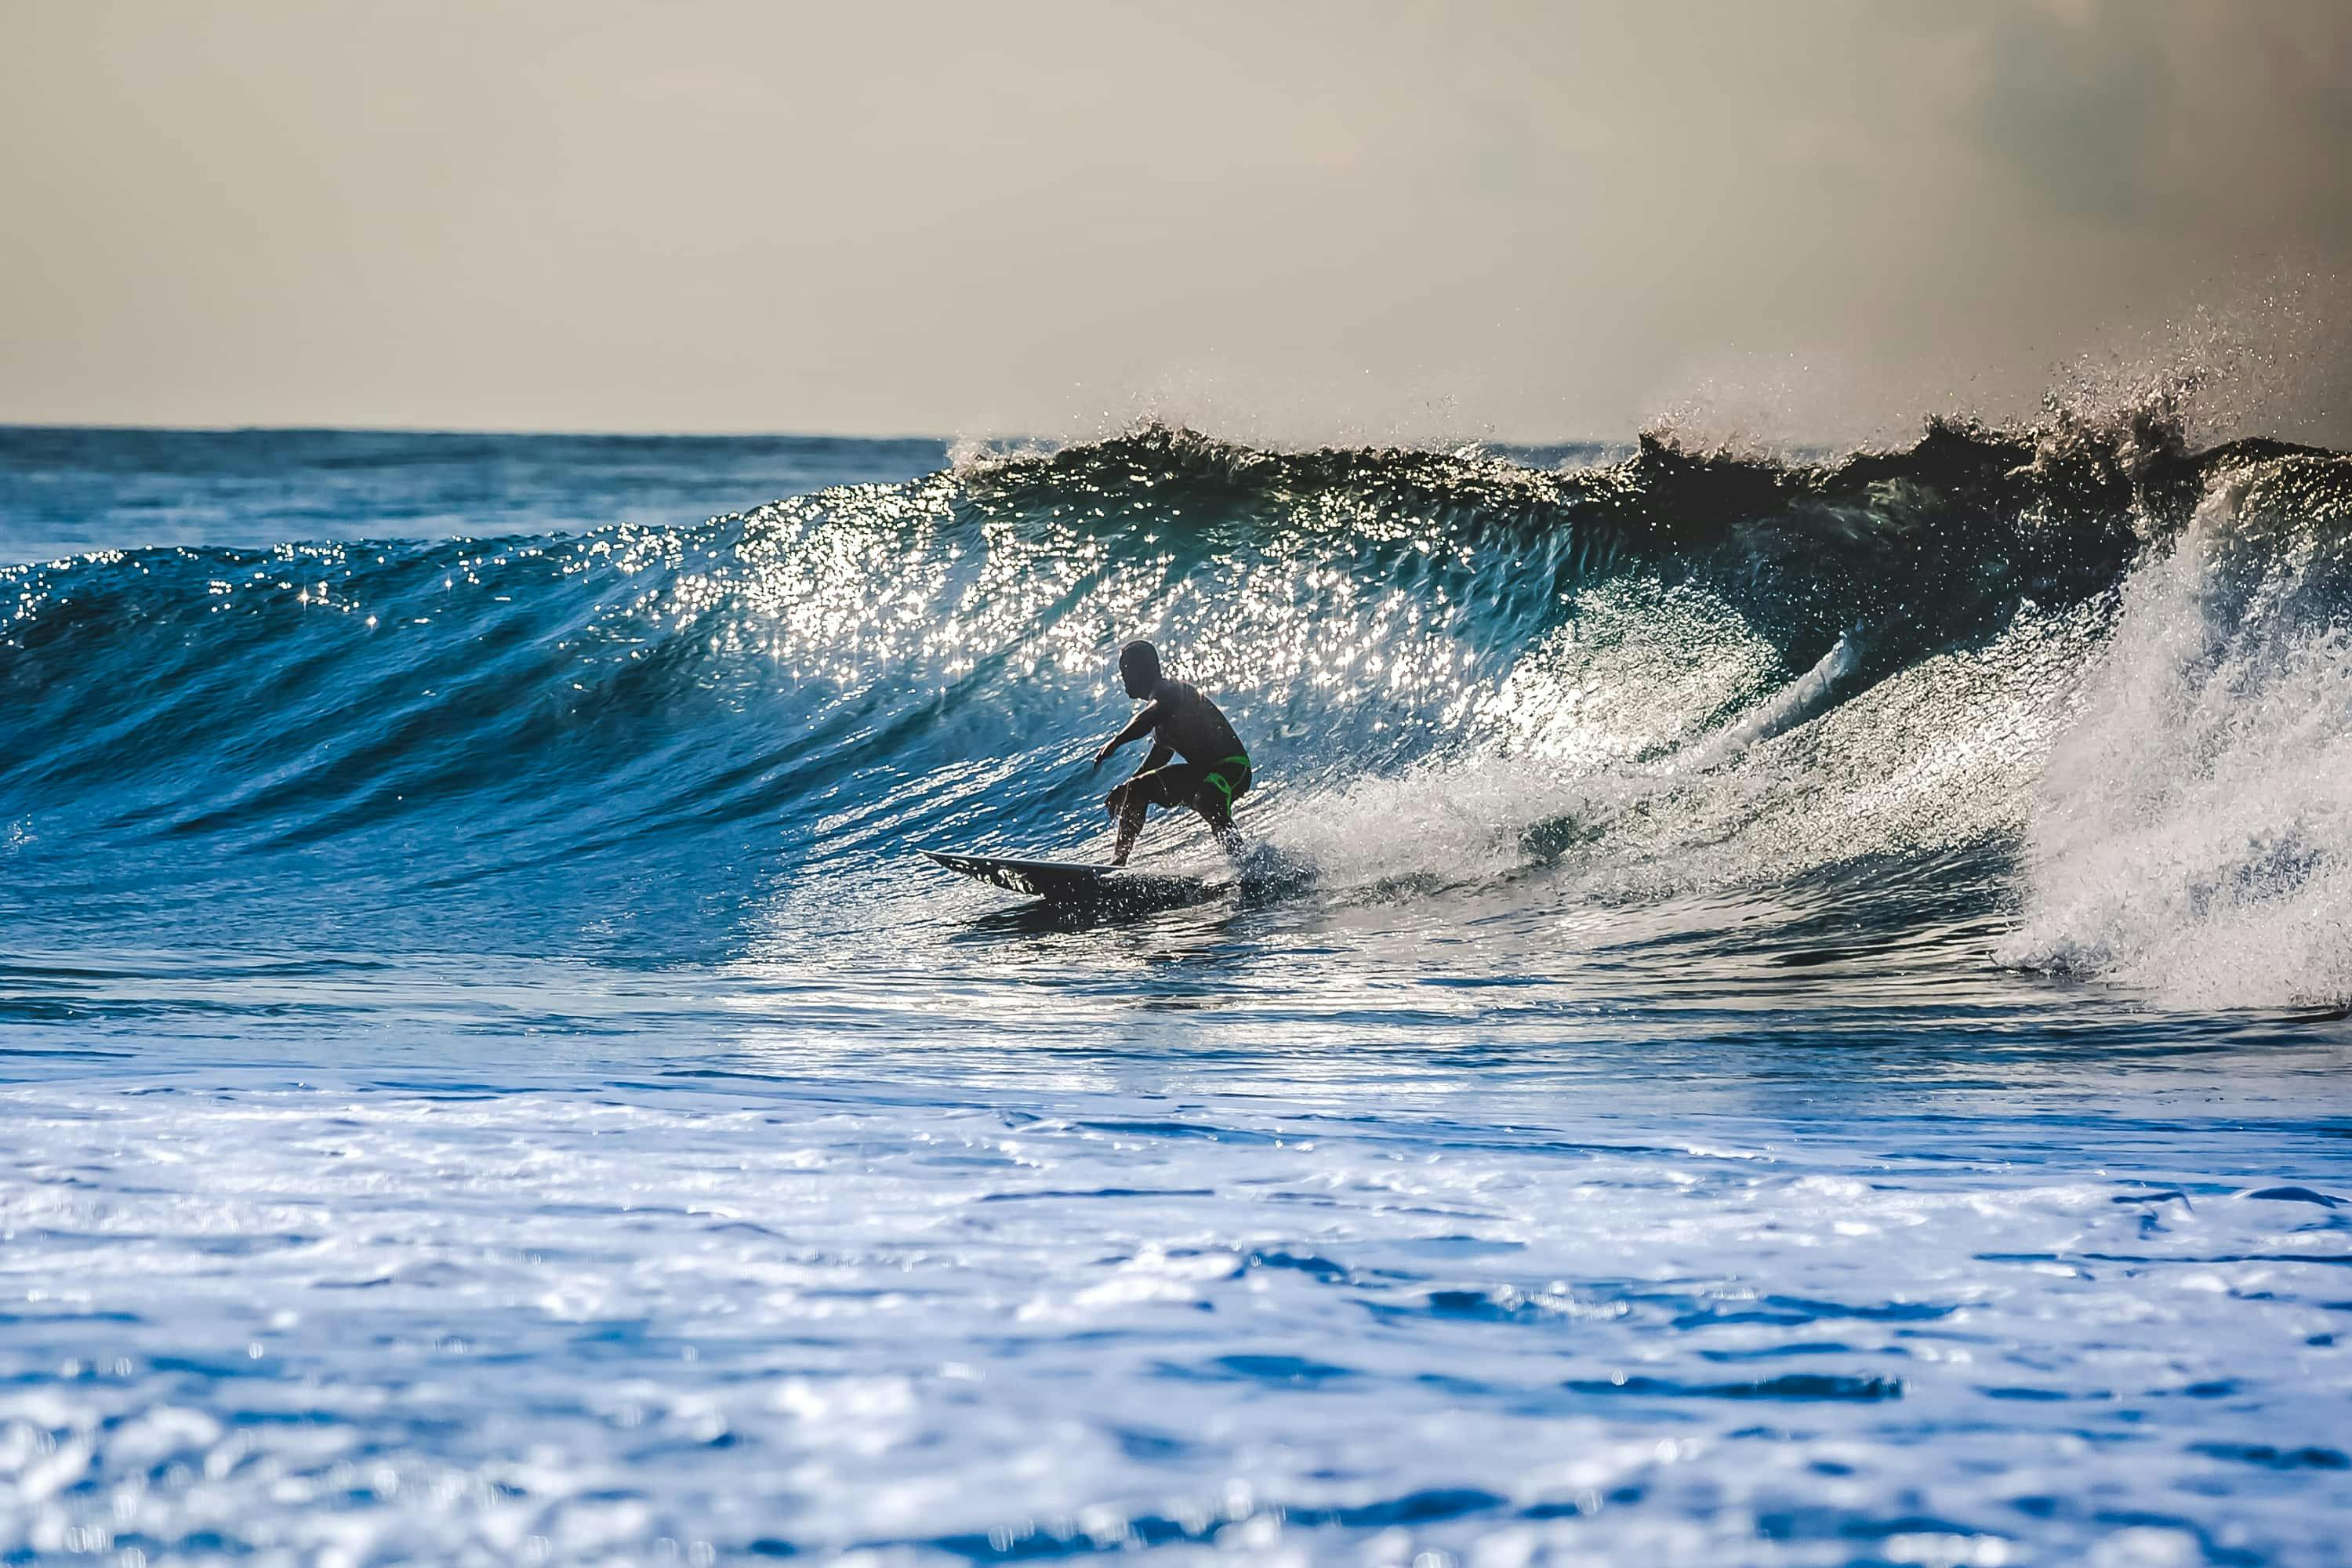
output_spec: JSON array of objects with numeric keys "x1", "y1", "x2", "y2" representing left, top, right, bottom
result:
[{"x1": 5, "y1": 419, "x2": 2348, "y2": 1001}]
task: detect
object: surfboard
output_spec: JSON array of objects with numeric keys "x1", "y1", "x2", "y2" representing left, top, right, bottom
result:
[{"x1": 921, "y1": 850, "x2": 1219, "y2": 911}]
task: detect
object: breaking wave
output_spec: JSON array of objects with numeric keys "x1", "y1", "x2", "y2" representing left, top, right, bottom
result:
[{"x1": 3, "y1": 413, "x2": 2347, "y2": 1005}]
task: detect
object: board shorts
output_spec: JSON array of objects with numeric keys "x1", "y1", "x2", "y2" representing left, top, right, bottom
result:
[{"x1": 1125, "y1": 753, "x2": 1252, "y2": 820}]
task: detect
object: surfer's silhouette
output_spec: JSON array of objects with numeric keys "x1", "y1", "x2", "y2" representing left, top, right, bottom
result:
[{"x1": 1091, "y1": 641, "x2": 1250, "y2": 866}]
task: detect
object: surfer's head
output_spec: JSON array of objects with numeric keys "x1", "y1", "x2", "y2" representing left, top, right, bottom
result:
[{"x1": 1118, "y1": 639, "x2": 1161, "y2": 699}]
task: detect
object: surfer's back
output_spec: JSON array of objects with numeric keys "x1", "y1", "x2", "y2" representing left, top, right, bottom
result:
[{"x1": 1150, "y1": 678, "x2": 1243, "y2": 763}]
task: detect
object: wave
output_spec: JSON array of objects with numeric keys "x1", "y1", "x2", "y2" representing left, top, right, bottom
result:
[{"x1": 3, "y1": 414, "x2": 2347, "y2": 1001}]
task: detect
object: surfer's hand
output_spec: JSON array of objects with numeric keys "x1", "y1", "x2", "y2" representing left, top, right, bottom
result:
[{"x1": 1092, "y1": 742, "x2": 1114, "y2": 772}]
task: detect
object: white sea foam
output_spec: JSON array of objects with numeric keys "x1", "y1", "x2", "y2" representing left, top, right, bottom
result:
[
  {"x1": 1998, "y1": 458, "x2": 2352, "y2": 1008},
  {"x1": 1264, "y1": 590, "x2": 2099, "y2": 908}
]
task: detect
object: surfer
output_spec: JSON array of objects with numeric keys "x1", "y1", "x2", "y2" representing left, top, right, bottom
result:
[{"x1": 1091, "y1": 640, "x2": 1251, "y2": 866}]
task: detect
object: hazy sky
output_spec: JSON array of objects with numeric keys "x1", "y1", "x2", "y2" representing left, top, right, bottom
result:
[{"x1": 4, "y1": 1, "x2": 2349, "y2": 444}]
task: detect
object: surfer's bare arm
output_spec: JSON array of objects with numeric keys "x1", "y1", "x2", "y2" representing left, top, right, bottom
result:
[
  {"x1": 1092, "y1": 702, "x2": 1164, "y2": 771},
  {"x1": 1102, "y1": 738, "x2": 1172, "y2": 822}
]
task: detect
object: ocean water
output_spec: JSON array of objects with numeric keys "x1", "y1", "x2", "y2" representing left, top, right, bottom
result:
[{"x1": 2, "y1": 419, "x2": 2349, "y2": 1567}]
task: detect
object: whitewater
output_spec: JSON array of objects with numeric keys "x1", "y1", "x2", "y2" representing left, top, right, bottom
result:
[{"x1": 2, "y1": 419, "x2": 2348, "y2": 1567}]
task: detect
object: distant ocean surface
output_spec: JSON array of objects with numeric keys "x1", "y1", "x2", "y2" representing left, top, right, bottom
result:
[{"x1": 2, "y1": 421, "x2": 2349, "y2": 1566}]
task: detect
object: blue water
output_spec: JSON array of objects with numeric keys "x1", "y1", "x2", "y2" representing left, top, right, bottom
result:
[{"x1": 2, "y1": 422, "x2": 2350, "y2": 1566}]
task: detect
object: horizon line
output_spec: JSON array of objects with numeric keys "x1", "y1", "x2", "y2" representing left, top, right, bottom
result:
[{"x1": 0, "y1": 418, "x2": 1635, "y2": 452}]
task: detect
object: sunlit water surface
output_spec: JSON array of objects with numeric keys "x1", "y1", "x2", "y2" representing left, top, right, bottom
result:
[{"x1": 2, "y1": 428, "x2": 2349, "y2": 1567}]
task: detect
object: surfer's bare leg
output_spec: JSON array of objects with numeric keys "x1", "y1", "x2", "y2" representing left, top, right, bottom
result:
[
  {"x1": 1197, "y1": 799, "x2": 1244, "y2": 862},
  {"x1": 1108, "y1": 782, "x2": 1148, "y2": 866}
]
